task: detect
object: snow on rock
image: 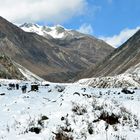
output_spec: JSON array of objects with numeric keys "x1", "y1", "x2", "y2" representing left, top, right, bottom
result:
[
  {"x1": 20, "y1": 23, "x2": 86, "y2": 40},
  {"x1": 20, "y1": 23, "x2": 66, "y2": 39},
  {"x1": 77, "y1": 61, "x2": 140, "y2": 88},
  {"x1": 124, "y1": 62, "x2": 140, "y2": 84},
  {"x1": 16, "y1": 63, "x2": 44, "y2": 82},
  {"x1": 77, "y1": 73, "x2": 140, "y2": 88},
  {"x1": 0, "y1": 80, "x2": 140, "y2": 139}
]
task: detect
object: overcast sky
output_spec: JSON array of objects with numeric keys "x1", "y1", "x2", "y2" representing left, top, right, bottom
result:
[{"x1": 0, "y1": 0, "x2": 140, "y2": 47}]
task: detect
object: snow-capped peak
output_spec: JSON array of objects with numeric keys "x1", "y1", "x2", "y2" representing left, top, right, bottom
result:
[
  {"x1": 20, "y1": 23, "x2": 67, "y2": 39},
  {"x1": 20, "y1": 23, "x2": 39, "y2": 28}
]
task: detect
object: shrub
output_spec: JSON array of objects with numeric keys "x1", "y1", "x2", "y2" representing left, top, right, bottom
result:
[
  {"x1": 53, "y1": 130, "x2": 73, "y2": 140},
  {"x1": 29, "y1": 127, "x2": 41, "y2": 134},
  {"x1": 99, "y1": 111, "x2": 119, "y2": 125},
  {"x1": 88, "y1": 123, "x2": 94, "y2": 134},
  {"x1": 72, "y1": 103, "x2": 87, "y2": 115}
]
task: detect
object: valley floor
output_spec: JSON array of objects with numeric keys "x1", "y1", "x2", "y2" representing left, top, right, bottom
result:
[{"x1": 0, "y1": 79, "x2": 140, "y2": 140}]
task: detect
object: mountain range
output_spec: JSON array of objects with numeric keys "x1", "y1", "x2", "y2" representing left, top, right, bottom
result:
[
  {"x1": 0, "y1": 16, "x2": 114, "y2": 82},
  {"x1": 1, "y1": 16, "x2": 140, "y2": 87}
]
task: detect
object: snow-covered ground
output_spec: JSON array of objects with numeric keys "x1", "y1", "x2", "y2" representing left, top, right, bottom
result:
[{"x1": 0, "y1": 79, "x2": 140, "y2": 140}]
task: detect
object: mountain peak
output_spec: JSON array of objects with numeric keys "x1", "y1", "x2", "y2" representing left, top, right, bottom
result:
[
  {"x1": 20, "y1": 23, "x2": 39, "y2": 28},
  {"x1": 20, "y1": 23, "x2": 67, "y2": 38}
]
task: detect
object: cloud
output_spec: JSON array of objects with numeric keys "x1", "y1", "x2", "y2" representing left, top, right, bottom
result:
[
  {"x1": 0, "y1": 0, "x2": 87, "y2": 24},
  {"x1": 78, "y1": 23, "x2": 93, "y2": 34},
  {"x1": 100, "y1": 27, "x2": 140, "y2": 47}
]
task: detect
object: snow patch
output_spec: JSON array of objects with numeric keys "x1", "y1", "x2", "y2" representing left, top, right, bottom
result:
[{"x1": 15, "y1": 63, "x2": 44, "y2": 82}]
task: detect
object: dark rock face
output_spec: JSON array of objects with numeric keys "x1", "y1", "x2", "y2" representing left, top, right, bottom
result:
[
  {"x1": 0, "y1": 55, "x2": 24, "y2": 79},
  {"x1": 77, "y1": 29, "x2": 140, "y2": 79},
  {"x1": 0, "y1": 16, "x2": 114, "y2": 82}
]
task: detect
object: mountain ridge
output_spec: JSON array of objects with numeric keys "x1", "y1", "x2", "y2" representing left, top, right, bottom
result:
[
  {"x1": 75, "y1": 29, "x2": 140, "y2": 79},
  {"x1": 0, "y1": 16, "x2": 114, "y2": 82},
  {"x1": 20, "y1": 23, "x2": 95, "y2": 39},
  {"x1": 75, "y1": 29, "x2": 140, "y2": 88}
]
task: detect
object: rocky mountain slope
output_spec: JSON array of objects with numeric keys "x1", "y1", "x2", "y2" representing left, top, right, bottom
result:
[
  {"x1": 77, "y1": 29, "x2": 140, "y2": 80},
  {"x1": 0, "y1": 54, "x2": 44, "y2": 81},
  {"x1": 0, "y1": 16, "x2": 114, "y2": 82},
  {"x1": 75, "y1": 29, "x2": 140, "y2": 88},
  {"x1": 0, "y1": 54, "x2": 24, "y2": 79}
]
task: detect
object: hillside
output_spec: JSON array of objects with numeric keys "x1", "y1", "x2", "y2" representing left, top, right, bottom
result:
[
  {"x1": 0, "y1": 54, "x2": 24, "y2": 79},
  {"x1": 76, "y1": 29, "x2": 140, "y2": 80},
  {"x1": 20, "y1": 23, "x2": 114, "y2": 66},
  {"x1": 0, "y1": 54, "x2": 44, "y2": 81},
  {"x1": 16, "y1": 20, "x2": 113, "y2": 82}
]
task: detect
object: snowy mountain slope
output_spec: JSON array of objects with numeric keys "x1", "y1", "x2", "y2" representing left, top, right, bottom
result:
[
  {"x1": 20, "y1": 23, "x2": 66, "y2": 39},
  {"x1": 77, "y1": 60, "x2": 140, "y2": 88},
  {"x1": 0, "y1": 80, "x2": 140, "y2": 140},
  {"x1": 20, "y1": 23, "x2": 85, "y2": 39},
  {"x1": 124, "y1": 62, "x2": 140, "y2": 84},
  {"x1": 15, "y1": 63, "x2": 45, "y2": 82},
  {"x1": 78, "y1": 28, "x2": 140, "y2": 80},
  {"x1": 77, "y1": 73, "x2": 140, "y2": 88}
]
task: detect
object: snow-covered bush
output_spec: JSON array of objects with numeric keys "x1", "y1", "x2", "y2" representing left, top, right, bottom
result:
[
  {"x1": 72, "y1": 102, "x2": 87, "y2": 115},
  {"x1": 53, "y1": 129, "x2": 73, "y2": 140},
  {"x1": 13, "y1": 114, "x2": 49, "y2": 135}
]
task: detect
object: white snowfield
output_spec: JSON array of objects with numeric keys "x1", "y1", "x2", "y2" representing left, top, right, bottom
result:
[{"x1": 0, "y1": 79, "x2": 140, "y2": 140}]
